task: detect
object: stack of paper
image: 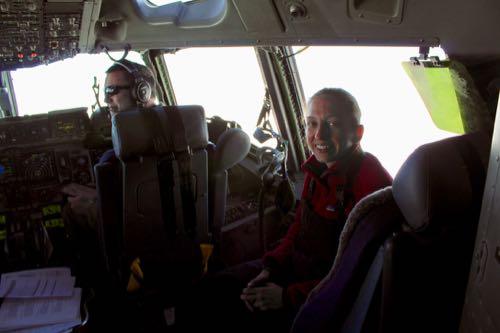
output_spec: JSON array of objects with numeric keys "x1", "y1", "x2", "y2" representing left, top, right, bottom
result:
[{"x1": 0, "y1": 268, "x2": 82, "y2": 333}]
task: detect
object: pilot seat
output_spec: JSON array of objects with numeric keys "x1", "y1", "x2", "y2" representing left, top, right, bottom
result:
[{"x1": 92, "y1": 104, "x2": 250, "y2": 331}]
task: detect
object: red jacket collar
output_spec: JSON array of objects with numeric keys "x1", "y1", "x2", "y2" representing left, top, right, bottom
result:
[{"x1": 302, "y1": 145, "x2": 363, "y2": 180}]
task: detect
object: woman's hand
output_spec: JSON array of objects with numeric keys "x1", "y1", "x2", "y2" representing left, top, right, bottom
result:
[{"x1": 241, "y1": 282, "x2": 284, "y2": 311}]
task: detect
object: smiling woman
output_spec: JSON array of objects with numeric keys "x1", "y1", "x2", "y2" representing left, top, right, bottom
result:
[{"x1": 305, "y1": 88, "x2": 363, "y2": 167}]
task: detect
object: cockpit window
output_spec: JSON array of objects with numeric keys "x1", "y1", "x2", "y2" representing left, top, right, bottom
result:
[
  {"x1": 10, "y1": 52, "x2": 144, "y2": 116},
  {"x1": 292, "y1": 46, "x2": 455, "y2": 176},
  {"x1": 163, "y1": 47, "x2": 271, "y2": 146}
]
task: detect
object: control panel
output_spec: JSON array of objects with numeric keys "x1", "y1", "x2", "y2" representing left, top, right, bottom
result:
[
  {"x1": 0, "y1": 107, "x2": 111, "y2": 269},
  {"x1": 0, "y1": 0, "x2": 100, "y2": 71}
]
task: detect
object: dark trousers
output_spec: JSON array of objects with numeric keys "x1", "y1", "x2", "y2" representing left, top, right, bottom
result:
[{"x1": 177, "y1": 259, "x2": 293, "y2": 333}]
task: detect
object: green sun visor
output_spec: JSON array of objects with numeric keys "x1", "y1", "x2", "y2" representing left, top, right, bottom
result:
[{"x1": 402, "y1": 60, "x2": 464, "y2": 134}]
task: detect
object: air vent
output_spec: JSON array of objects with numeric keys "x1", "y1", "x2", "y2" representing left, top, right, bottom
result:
[{"x1": 348, "y1": 0, "x2": 405, "y2": 25}]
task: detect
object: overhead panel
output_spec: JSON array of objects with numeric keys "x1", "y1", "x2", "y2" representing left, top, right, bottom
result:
[
  {"x1": 348, "y1": 0, "x2": 405, "y2": 25},
  {"x1": 262, "y1": 0, "x2": 329, "y2": 40},
  {"x1": 94, "y1": 0, "x2": 499, "y2": 56},
  {"x1": 0, "y1": 0, "x2": 101, "y2": 71},
  {"x1": 232, "y1": 0, "x2": 285, "y2": 33},
  {"x1": 130, "y1": 0, "x2": 228, "y2": 28}
]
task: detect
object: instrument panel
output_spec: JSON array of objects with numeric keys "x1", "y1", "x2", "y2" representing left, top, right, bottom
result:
[
  {"x1": 0, "y1": 107, "x2": 111, "y2": 270},
  {"x1": 0, "y1": 0, "x2": 99, "y2": 71}
]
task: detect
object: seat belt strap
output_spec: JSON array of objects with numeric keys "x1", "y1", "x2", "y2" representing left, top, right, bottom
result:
[
  {"x1": 340, "y1": 245, "x2": 385, "y2": 333},
  {"x1": 141, "y1": 106, "x2": 170, "y2": 154},
  {"x1": 140, "y1": 107, "x2": 177, "y2": 237},
  {"x1": 157, "y1": 156, "x2": 177, "y2": 237},
  {"x1": 165, "y1": 107, "x2": 197, "y2": 239}
]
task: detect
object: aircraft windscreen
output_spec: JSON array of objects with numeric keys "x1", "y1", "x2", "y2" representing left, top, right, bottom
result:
[
  {"x1": 10, "y1": 51, "x2": 144, "y2": 117},
  {"x1": 8, "y1": 46, "x2": 456, "y2": 175},
  {"x1": 293, "y1": 46, "x2": 454, "y2": 176}
]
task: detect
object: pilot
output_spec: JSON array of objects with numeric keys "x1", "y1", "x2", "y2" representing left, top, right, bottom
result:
[
  {"x1": 61, "y1": 59, "x2": 157, "y2": 287},
  {"x1": 94, "y1": 59, "x2": 157, "y2": 165},
  {"x1": 62, "y1": 59, "x2": 156, "y2": 217},
  {"x1": 182, "y1": 88, "x2": 392, "y2": 332},
  {"x1": 61, "y1": 61, "x2": 157, "y2": 285}
]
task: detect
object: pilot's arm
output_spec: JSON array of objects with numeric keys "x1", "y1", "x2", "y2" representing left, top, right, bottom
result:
[{"x1": 61, "y1": 183, "x2": 98, "y2": 227}]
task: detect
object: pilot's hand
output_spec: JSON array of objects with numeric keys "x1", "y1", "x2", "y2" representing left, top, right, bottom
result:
[
  {"x1": 247, "y1": 269, "x2": 270, "y2": 288},
  {"x1": 240, "y1": 269, "x2": 271, "y2": 311},
  {"x1": 61, "y1": 183, "x2": 97, "y2": 216},
  {"x1": 241, "y1": 282, "x2": 283, "y2": 311}
]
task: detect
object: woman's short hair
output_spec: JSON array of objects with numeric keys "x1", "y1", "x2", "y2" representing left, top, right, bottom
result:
[{"x1": 309, "y1": 88, "x2": 361, "y2": 125}]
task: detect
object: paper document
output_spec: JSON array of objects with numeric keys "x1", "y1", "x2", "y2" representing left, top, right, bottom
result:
[
  {"x1": 0, "y1": 268, "x2": 74, "y2": 298},
  {"x1": 0, "y1": 288, "x2": 82, "y2": 331},
  {"x1": 7, "y1": 319, "x2": 81, "y2": 333}
]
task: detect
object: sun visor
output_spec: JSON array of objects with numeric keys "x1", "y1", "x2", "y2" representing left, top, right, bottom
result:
[
  {"x1": 403, "y1": 59, "x2": 492, "y2": 134},
  {"x1": 402, "y1": 60, "x2": 464, "y2": 133}
]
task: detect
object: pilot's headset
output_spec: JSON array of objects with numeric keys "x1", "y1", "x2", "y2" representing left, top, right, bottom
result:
[{"x1": 113, "y1": 59, "x2": 153, "y2": 106}]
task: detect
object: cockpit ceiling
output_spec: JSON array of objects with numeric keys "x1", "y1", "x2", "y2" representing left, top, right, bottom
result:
[{"x1": 1, "y1": 0, "x2": 500, "y2": 71}]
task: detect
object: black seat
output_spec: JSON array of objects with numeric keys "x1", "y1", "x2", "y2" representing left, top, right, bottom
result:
[
  {"x1": 95, "y1": 105, "x2": 210, "y2": 286},
  {"x1": 92, "y1": 106, "x2": 251, "y2": 331},
  {"x1": 291, "y1": 132, "x2": 491, "y2": 333},
  {"x1": 208, "y1": 128, "x2": 251, "y2": 244},
  {"x1": 94, "y1": 159, "x2": 123, "y2": 285},
  {"x1": 95, "y1": 106, "x2": 251, "y2": 284},
  {"x1": 381, "y1": 132, "x2": 490, "y2": 333}
]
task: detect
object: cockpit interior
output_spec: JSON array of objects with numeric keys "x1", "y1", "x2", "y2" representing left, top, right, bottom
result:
[{"x1": 0, "y1": 1, "x2": 499, "y2": 332}]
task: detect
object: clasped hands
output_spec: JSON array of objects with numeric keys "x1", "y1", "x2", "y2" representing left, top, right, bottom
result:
[{"x1": 240, "y1": 269, "x2": 283, "y2": 312}]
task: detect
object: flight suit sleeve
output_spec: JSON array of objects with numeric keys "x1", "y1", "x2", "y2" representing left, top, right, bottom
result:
[
  {"x1": 262, "y1": 172, "x2": 313, "y2": 273},
  {"x1": 262, "y1": 205, "x2": 302, "y2": 272}
]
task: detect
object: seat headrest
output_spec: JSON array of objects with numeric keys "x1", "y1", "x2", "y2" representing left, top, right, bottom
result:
[
  {"x1": 213, "y1": 128, "x2": 251, "y2": 172},
  {"x1": 392, "y1": 132, "x2": 491, "y2": 231},
  {"x1": 112, "y1": 105, "x2": 209, "y2": 161}
]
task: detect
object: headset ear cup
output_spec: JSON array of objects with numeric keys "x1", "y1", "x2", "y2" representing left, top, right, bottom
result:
[
  {"x1": 135, "y1": 79, "x2": 152, "y2": 104},
  {"x1": 114, "y1": 61, "x2": 152, "y2": 105}
]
